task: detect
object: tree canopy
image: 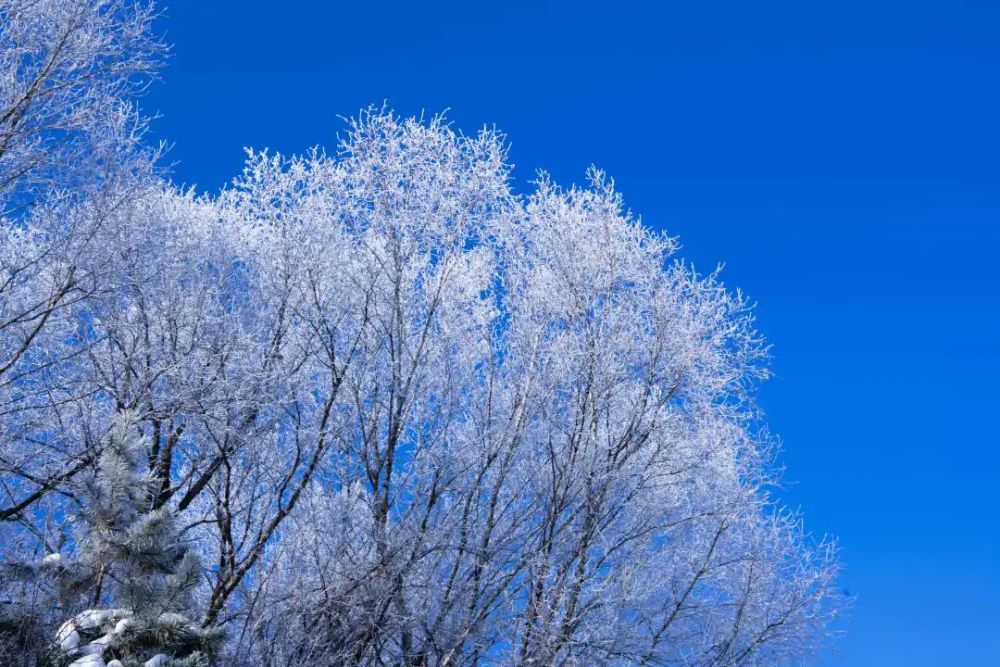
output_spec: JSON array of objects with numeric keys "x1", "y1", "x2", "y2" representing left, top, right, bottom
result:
[{"x1": 0, "y1": 2, "x2": 842, "y2": 665}]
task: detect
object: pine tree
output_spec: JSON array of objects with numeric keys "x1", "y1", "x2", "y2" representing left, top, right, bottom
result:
[{"x1": 46, "y1": 415, "x2": 223, "y2": 667}]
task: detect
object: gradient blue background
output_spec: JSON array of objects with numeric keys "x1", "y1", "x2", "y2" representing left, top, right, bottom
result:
[{"x1": 144, "y1": 2, "x2": 999, "y2": 664}]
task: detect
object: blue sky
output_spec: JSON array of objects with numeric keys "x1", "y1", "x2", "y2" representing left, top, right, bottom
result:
[{"x1": 145, "y1": 2, "x2": 999, "y2": 664}]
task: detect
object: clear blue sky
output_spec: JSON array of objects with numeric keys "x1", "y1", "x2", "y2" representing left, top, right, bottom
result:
[{"x1": 145, "y1": 2, "x2": 999, "y2": 664}]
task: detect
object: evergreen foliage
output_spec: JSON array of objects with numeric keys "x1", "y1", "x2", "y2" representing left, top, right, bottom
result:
[{"x1": 42, "y1": 416, "x2": 222, "y2": 667}]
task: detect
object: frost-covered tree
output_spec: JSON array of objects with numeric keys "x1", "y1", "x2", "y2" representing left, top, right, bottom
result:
[
  {"x1": 211, "y1": 110, "x2": 843, "y2": 666},
  {"x1": 0, "y1": 106, "x2": 843, "y2": 665},
  {"x1": 0, "y1": 2, "x2": 843, "y2": 664},
  {"x1": 0, "y1": 0, "x2": 162, "y2": 214},
  {"x1": 0, "y1": 0, "x2": 164, "y2": 532}
]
